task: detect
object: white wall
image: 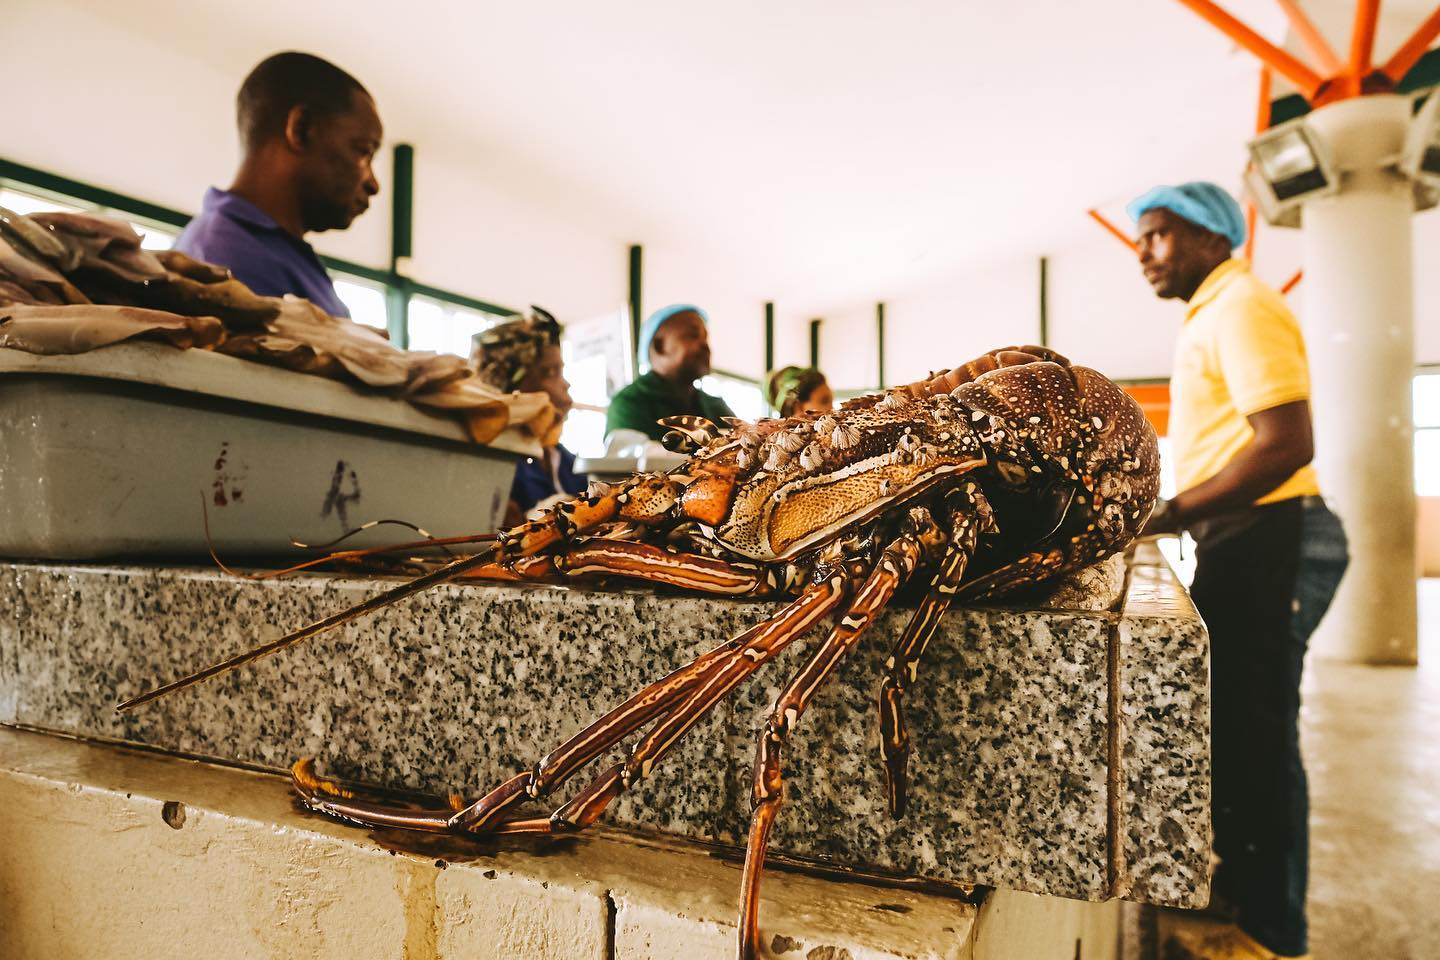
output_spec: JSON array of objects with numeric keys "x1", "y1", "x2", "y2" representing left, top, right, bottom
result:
[
  {"x1": 407, "y1": 152, "x2": 626, "y2": 322},
  {"x1": 0, "y1": 1, "x2": 391, "y2": 269},
  {"x1": 4, "y1": 0, "x2": 1437, "y2": 391},
  {"x1": 795, "y1": 235, "x2": 1176, "y2": 394},
  {"x1": 644, "y1": 245, "x2": 768, "y2": 380},
  {"x1": 0, "y1": 0, "x2": 627, "y2": 330},
  {"x1": 1047, "y1": 236, "x2": 1181, "y2": 381},
  {"x1": 813, "y1": 203, "x2": 1440, "y2": 392},
  {"x1": 875, "y1": 258, "x2": 1038, "y2": 387}
]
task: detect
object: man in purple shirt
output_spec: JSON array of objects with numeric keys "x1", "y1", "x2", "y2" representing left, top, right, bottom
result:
[{"x1": 175, "y1": 52, "x2": 382, "y2": 319}]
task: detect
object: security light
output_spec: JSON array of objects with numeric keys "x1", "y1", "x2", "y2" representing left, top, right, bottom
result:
[{"x1": 1244, "y1": 117, "x2": 1339, "y2": 227}]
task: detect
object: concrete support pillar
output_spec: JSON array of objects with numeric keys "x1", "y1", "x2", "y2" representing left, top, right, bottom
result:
[{"x1": 1302, "y1": 95, "x2": 1418, "y2": 664}]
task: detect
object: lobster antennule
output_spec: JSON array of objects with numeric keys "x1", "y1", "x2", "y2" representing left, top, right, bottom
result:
[
  {"x1": 119, "y1": 471, "x2": 694, "y2": 714},
  {"x1": 115, "y1": 543, "x2": 501, "y2": 712}
]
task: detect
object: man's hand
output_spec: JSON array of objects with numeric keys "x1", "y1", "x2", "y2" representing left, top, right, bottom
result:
[{"x1": 1141, "y1": 498, "x2": 1183, "y2": 538}]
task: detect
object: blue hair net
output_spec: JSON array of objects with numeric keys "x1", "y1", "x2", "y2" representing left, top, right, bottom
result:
[
  {"x1": 1126, "y1": 182, "x2": 1247, "y2": 251},
  {"x1": 638, "y1": 304, "x2": 709, "y2": 370}
]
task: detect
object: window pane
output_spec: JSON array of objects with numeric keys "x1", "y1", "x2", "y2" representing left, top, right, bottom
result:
[
  {"x1": 406, "y1": 298, "x2": 448, "y2": 353},
  {"x1": 1157, "y1": 533, "x2": 1197, "y2": 588},
  {"x1": 127, "y1": 221, "x2": 176, "y2": 251},
  {"x1": 0, "y1": 187, "x2": 82, "y2": 216},
  {"x1": 448, "y1": 306, "x2": 502, "y2": 360},
  {"x1": 699, "y1": 374, "x2": 765, "y2": 422},
  {"x1": 1417, "y1": 429, "x2": 1440, "y2": 496},
  {"x1": 559, "y1": 408, "x2": 607, "y2": 459},
  {"x1": 334, "y1": 279, "x2": 388, "y2": 331},
  {"x1": 1415, "y1": 374, "x2": 1440, "y2": 429},
  {"x1": 564, "y1": 350, "x2": 609, "y2": 407}
]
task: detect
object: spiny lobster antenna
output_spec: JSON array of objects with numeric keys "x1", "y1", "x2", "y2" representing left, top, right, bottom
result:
[{"x1": 115, "y1": 544, "x2": 499, "y2": 713}]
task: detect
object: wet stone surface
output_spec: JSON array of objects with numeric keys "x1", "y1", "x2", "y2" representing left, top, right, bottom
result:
[{"x1": 0, "y1": 544, "x2": 1207, "y2": 906}]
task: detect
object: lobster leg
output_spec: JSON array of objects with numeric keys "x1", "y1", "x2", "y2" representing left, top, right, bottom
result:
[
  {"x1": 952, "y1": 546, "x2": 1067, "y2": 603},
  {"x1": 456, "y1": 579, "x2": 843, "y2": 834},
  {"x1": 738, "y1": 529, "x2": 928, "y2": 960},
  {"x1": 534, "y1": 572, "x2": 849, "y2": 834},
  {"x1": 293, "y1": 621, "x2": 769, "y2": 833},
  {"x1": 291, "y1": 618, "x2": 731, "y2": 835},
  {"x1": 876, "y1": 487, "x2": 990, "y2": 819},
  {"x1": 555, "y1": 540, "x2": 774, "y2": 596},
  {"x1": 291, "y1": 575, "x2": 848, "y2": 837}
]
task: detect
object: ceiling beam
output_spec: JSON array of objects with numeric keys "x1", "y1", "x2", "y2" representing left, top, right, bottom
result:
[{"x1": 1172, "y1": 0, "x2": 1325, "y2": 98}]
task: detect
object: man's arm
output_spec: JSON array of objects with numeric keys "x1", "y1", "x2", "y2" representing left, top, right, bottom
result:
[{"x1": 1145, "y1": 399, "x2": 1314, "y2": 535}]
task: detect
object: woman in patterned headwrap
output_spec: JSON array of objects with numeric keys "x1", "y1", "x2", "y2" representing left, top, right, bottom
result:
[
  {"x1": 764, "y1": 365, "x2": 834, "y2": 418},
  {"x1": 472, "y1": 306, "x2": 587, "y2": 527}
]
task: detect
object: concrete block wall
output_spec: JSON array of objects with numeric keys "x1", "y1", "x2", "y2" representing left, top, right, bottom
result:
[{"x1": 0, "y1": 726, "x2": 1120, "y2": 960}]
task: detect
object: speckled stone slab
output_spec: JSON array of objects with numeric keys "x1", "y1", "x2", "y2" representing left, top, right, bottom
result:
[
  {"x1": 0, "y1": 546, "x2": 1208, "y2": 907},
  {"x1": 1115, "y1": 544, "x2": 1211, "y2": 906}
]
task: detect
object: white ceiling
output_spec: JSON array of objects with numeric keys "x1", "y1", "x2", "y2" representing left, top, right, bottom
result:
[{"x1": 63, "y1": 0, "x2": 1440, "y2": 318}]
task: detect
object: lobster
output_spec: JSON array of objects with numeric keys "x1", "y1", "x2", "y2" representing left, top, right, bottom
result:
[{"x1": 121, "y1": 345, "x2": 1160, "y2": 959}]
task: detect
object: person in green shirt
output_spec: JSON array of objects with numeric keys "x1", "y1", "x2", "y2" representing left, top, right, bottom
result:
[{"x1": 606, "y1": 304, "x2": 736, "y2": 442}]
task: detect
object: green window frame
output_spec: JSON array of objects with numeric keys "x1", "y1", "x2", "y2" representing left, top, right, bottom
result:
[{"x1": 0, "y1": 156, "x2": 515, "y2": 347}]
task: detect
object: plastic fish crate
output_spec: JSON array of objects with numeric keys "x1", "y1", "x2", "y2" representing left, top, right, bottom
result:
[{"x1": 0, "y1": 342, "x2": 535, "y2": 560}]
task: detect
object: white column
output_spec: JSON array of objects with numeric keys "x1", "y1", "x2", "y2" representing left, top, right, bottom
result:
[{"x1": 1302, "y1": 95, "x2": 1418, "y2": 664}]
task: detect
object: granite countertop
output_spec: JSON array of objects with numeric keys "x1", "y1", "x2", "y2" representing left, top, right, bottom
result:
[{"x1": 0, "y1": 541, "x2": 1208, "y2": 907}]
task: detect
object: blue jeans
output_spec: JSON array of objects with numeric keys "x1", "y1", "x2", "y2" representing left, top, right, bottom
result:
[
  {"x1": 1189, "y1": 496, "x2": 1348, "y2": 957},
  {"x1": 1291, "y1": 497, "x2": 1350, "y2": 648}
]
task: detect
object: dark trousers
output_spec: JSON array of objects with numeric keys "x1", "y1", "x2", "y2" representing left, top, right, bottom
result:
[{"x1": 1189, "y1": 496, "x2": 1347, "y2": 957}]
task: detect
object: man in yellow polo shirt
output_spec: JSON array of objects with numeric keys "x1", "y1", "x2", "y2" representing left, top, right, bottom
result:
[{"x1": 1130, "y1": 182, "x2": 1347, "y2": 960}]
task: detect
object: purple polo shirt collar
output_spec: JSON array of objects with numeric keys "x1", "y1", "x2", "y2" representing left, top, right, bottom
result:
[
  {"x1": 208, "y1": 188, "x2": 279, "y2": 229},
  {"x1": 174, "y1": 187, "x2": 351, "y2": 318}
]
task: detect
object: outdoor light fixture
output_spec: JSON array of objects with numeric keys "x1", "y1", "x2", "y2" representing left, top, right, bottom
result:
[
  {"x1": 1245, "y1": 116, "x2": 1339, "y2": 227},
  {"x1": 1401, "y1": 90, "x2": 1440, "y2": 188}
]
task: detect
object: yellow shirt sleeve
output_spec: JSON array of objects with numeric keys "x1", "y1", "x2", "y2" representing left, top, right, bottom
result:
[{"x1": 1211, "y1": 290, "x2": 1311, "y2": 416}]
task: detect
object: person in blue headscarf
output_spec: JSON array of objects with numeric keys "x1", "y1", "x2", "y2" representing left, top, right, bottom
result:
[
  {"x1": 605, "y1": 304, "x2": 735, "y2": 442},
  {"x1": 1131, "y1": 181, "x2": 1346, "y2": 960}
]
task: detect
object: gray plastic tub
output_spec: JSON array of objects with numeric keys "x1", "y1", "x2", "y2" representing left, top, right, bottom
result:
[{"x1": 0, "y1": 342, "x2": 536, "y2": 560}]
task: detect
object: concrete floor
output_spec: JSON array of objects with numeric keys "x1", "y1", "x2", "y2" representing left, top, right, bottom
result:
[
  {"x1": 1301, "y1": 578, "x2": 1440, "y2": 960},
  {"x1": 1156, "y1": 579, "x2": 1439, "y2": 960}
]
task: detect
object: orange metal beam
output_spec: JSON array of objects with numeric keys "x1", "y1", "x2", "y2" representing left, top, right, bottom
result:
[
  {"x1": 1281, "y1": 269, "x2": 1304, "y2": 294},
  {"x1": 1349, "y1": 0, "x2": 1382, "y2": 89},
  {"x1": 1088, "y1": 209, "x2": 1139, "y2": 253},
  {"x1": 1172, "y1": 0, "x2": 1326, "y2": 97},
  {"x1": 1244, "y1": 68, "x2": 1269, "y2": 262},
  {"x1": 1275, "y1": 0, "x2": 1345, "y2": 74},
  {"x1": 1255, "y1": 65, "x2": 1274, "y2": 132},
  {"x1": 1380, "y1": 5, "x2": 1440, "y2": 82}
]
